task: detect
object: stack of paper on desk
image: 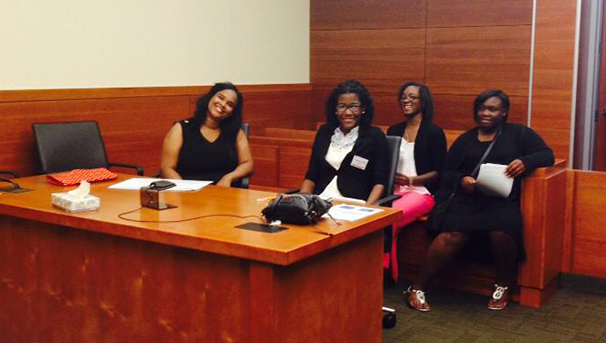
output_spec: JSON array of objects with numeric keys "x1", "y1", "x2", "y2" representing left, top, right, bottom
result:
[
  {"x1": 475, "y1": 163, "x2": 514, "y2": 198},
  {"x1": 108, "y1": 178, "x2": 212, "y2": 191}
]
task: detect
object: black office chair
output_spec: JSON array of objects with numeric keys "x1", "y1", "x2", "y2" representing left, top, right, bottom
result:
[
  {"x1": 239, "y1": 123, "x2": 251, "y2": 189},
  {"x1": 32, "y1": 121, "x2": 144, "y2": 175},
  {"x1": 378, "y1": 135, "x2": 402, "y2": 329},
  {"x1": 156, "y1": 122, "x2": 251, "y2": 189},
  {"x1": 373, "y1": 135, "x2": 402, "y2": 207}
]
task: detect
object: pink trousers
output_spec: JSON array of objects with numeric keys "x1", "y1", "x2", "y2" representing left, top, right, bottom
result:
[{"x1": 384, "y1": 191, "x2": 435, "y2": 281}]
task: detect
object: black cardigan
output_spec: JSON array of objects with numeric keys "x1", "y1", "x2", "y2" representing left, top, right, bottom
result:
[
  {"x1": 440, "y1": 123, "x2": 555, "y2": 201},
  {"x1": 386, "y1": 120, "x2": 447, "y2": 194},
  {"x1": 305, "y1": 124, "x2": 388, "y2": 201}
]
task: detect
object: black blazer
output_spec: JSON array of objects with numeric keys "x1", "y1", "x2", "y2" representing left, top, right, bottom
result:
[
  {"x1": 387, "y1": 120, "x2": 447, "y2": 194},
  {"x1": 305, "y1": 124, "x2": 388, "y2": 201}
]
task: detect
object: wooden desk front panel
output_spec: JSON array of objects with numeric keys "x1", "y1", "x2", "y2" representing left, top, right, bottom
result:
[
  {"x1": 0, "y1": 216, "x2": 249, "y2": 342},
  {"x1": 0, "y1": 215, "x2": 383, "y2": 343}
]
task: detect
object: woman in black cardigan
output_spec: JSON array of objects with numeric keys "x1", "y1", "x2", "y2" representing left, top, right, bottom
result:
[
  {"x1": 406, "y1": 89, "x2": 554, "y2": 312},
  {"x1": 384, "y1": 82, "x2": 447, "y2": 282},
  {"x1": 300, "y1": 79, "x2": 388, "y2": 204}
]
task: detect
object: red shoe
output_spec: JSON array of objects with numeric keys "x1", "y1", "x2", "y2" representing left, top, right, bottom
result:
[
  {"x1": 405, "y1": 286, "x2": 431, "y2": 312},
  {"x1": 487, "y1": 284, "x2": 509, "y2": 310}
]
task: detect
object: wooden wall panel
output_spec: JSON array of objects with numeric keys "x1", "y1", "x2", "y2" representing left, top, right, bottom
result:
[
  {"x1": 0, "y1": 85, "x2": 312, "y2": 177},
  {"x1": 530, "y1": 0, "x2": 577, "y2": 160},
  {"x1": 372, "y1": 92, "x2": 404, "y2": 127},
  {"x1": 242, "y1": 90, "x2": 313, "y2": 135},
  {"x1": 249, "y1": 145, "x2": 279, "y2": 188},
  {"x1": 279, "y1": 148, "x2": 311, "y2": 189},
  {"x1": 310, "y1": 90, "x2": 330, "y2": 127},
  {"x1": 426, "y1": 26, "x2": 531, "y2": 96},
  {"x1": 427, "y1": 0, "x2": 532, "y2": 28},
  {"x1": 310, "y1": 0, "x2": 537, "y2": 132},
  {"x1": 311, "y1": 29, "x2": 425, "y2": 93},
  {"x1": 565, "y1": 170, "x2": 606, "y2": 279},
  {"x1": 533, "y1": 128, "x2": 571, "y2": 161},
  {"x1": 311, "y1": 0, "x2": 426, "y2": 30},
  {"x1": 433, "y1": 94, "x2": 529, "y2": 131}
]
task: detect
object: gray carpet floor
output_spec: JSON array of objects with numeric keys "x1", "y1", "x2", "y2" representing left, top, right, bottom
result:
[{"x1": 382, "y1": 275, "x2": 606, "y2": 343}]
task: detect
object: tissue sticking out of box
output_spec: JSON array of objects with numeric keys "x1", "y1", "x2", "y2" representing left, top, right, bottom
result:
[
  {"x1": 52, "y1": 181, "x2": 100, "y2": 212},
  {"x1": 67, "y1": 180, "x2": 90, "y2": 200}
]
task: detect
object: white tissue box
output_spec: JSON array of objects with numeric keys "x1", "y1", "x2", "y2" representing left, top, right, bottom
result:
[{"x1": 52, "y1": 193, "x2": 100, "y2": 212}]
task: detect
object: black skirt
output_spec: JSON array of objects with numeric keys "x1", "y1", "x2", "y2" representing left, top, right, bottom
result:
[{"x1": 439, "y1": 190, "x2": 525, "y2": 261}]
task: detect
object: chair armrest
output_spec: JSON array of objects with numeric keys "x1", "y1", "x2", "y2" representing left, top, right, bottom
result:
[
  {"x1": 372, "y1": 194, "x2": 402, "y2": 207},
  {"x1": 0, "y1": 170, "x2": 20, "y2": 178},
  {"x1": 108, "y1": 163, "x2": 145, "y2": 176},
  {"x1": 239, "y1": 176, "x2": 250, "y2": 189}
]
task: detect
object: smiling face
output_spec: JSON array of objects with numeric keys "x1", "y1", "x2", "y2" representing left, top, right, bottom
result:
[
  {"x1": 400, "y1": 85, "x2": 421, "y2": 118},
  {"x1": 336, "y1": 93, "x2": 364, "y2": 134},
  {"x1": 476, "y1": 96, "x2": 507, "y2": 129},
  {"x1": 207, "y1": 89, "x2": 238, "y2": 122}
]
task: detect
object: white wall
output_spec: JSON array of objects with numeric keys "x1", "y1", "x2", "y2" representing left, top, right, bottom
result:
[{"x1": 0, "y1": 0, "x2": 309, "y2": 90}]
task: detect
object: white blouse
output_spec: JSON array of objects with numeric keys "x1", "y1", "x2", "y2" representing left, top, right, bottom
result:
[
  {"x1": 395, "y1": 137, "x2": 430, "y2": 195},
  {"x1": 318, "y1": 127, "x2": 365, "y2": 204}
]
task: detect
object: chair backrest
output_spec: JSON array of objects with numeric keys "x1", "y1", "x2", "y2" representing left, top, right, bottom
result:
[
  {"x1": 238, "y1": 123, "x2": 251, "y2": 189},
  {"x1": 32, "y1": 121, "x2": 110, "y2": 174},
  {"x1": 384, "y1": 135, "x2": 402, "y2": 198}
]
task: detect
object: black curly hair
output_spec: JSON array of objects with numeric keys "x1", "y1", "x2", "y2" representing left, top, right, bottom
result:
[
  {"x1": 191, "y1": 82, "x2": 243, "y2": 134},
  {"x1": 397, "y1": 81, "x2": 435, "y2": 121},
  {"x1": 325, "y1": 79, "x2": 375, "y2": 128},
  {"x1": 473, "y1": 88, "x2": 510, "y2": 124}
]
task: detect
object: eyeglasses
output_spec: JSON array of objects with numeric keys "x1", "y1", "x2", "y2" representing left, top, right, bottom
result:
[
  {"x1": 400, "y1": 95, "x2": 420, "y2": 104},
  {"x1": 336, "y1": 103, "x2": 362, "y2": 113}
]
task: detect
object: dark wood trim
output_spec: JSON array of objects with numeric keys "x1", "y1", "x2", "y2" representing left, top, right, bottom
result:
[{"x1": 0, "y1": 84, "x2": 312, "y2": 103}]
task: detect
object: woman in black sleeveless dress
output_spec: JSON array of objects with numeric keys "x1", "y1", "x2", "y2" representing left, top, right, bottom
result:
[{"x1": 160, "y1": 82, "x2": 253, "y2": 187}]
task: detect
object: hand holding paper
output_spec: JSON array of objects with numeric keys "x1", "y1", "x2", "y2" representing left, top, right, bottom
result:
[{"x1": 475, "y1": 163, "x2": 514, "y2": 198}]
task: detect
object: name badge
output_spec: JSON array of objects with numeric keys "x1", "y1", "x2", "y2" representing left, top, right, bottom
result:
[{"x1": 351, "y1": 155, "x2": 369, "y2": 170}]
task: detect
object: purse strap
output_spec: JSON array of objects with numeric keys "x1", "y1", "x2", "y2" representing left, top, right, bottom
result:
[{"x1": 471, "y1": 129, "x2": 501, "y2": 177}]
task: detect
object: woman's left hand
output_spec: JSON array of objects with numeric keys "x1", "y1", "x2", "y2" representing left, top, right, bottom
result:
[
  {"x1": 395, "y1": 173, "x2": 415, "y2": 186},
  {"x1": 505, "y1": 159, "x2": 526, "y2": 178},
  {"x1": 216, "y1": 175, "x2": 233, "y2": 187}
]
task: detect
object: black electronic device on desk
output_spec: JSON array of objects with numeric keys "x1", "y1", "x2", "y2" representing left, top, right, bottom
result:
[{"x1": 140, "y1": 181, "x2": 177, "y2": 210}]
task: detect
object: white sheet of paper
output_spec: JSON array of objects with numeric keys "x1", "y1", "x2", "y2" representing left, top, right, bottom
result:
[
  {"x1": 322, "y1": 203, "x2": 383, "y2": 221},
  {"x1": 108, "y1": 178, "x2": 212, "y2": 191},
  {"x1": 475, "y1": 163, "x2": 514, "y2": 198}
]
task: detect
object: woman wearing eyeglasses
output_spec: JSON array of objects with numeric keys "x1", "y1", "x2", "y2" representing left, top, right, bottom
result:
[
  {"x1": 300, "y1": 79, "x2": 388, "y2": 204},
  {"x1": 383, "y1": 82, "x2": 447, "y2": 282}
]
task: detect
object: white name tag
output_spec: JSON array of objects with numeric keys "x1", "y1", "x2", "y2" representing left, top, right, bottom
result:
[{"x1": 351, "y1": 155, "x2": 369, "y2": 170}]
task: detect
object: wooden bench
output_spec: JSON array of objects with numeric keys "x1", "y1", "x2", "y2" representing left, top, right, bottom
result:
[{"x1": 248, "y1": 127, "x2": 567, "y2": 308}]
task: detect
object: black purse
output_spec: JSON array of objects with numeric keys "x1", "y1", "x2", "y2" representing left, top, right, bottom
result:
[
  {"x1": 426, "y1": 130, "x2": 501, "y2": 235},
  {"x1": 262, "y1": 193, "x2": 333, "y2": 225}
]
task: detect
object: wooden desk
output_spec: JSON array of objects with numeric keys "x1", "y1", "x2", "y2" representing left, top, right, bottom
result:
[{"x1": 0, "y1": 175, "x2": 401, "y2": 343}]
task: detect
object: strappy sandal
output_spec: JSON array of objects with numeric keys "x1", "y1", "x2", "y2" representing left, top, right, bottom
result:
[
  {"x1": 404, "y1": 286, "x2": 431, "y2": 312},
  {"x1": 487, "y1": 284, "x2": 509, "y2": 310}
]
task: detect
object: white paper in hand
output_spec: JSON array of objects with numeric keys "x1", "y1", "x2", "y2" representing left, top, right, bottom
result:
[{"x1": 475, "y1": 163, "x2": 513, "y2": 198}]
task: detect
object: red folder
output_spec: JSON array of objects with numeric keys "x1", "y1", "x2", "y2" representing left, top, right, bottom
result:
[{"x1": 46, "y1": 168, "x2": 118, "y2": 186}]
